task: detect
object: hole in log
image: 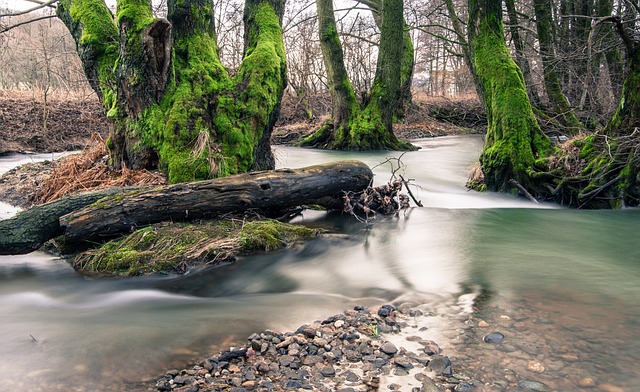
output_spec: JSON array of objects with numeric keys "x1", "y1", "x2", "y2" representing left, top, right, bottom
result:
[{"x1": 260, "y1": 183, "x2": 271, "y2": 190}]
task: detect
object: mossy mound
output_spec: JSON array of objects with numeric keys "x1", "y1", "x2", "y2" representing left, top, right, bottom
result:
[{"x1": 72, "y1": 218, "x2": 320, "y2": 276}]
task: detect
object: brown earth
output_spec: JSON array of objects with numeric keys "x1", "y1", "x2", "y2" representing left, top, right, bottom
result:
[{"x1": 0, "y1": 90, "x2": 110, "y2": 154}]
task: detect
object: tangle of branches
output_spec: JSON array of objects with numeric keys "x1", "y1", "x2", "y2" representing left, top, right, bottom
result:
[{"x1": 343, "y1": 153, "x2": 423, "y2": 223}]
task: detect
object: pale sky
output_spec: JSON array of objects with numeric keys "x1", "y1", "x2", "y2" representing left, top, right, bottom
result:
[{"x1": 0, "y1": 0, "x2": 116, "y2": 12}]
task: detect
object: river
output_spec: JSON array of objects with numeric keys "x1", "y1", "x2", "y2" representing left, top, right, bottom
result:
[{"x1": 1, "y1": 136, "x2": 639, "y2": 391}]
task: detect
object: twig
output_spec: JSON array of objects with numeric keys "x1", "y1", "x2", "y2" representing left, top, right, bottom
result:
[
  {"x1": 399, "y1": 175, "x2": 423, "y2": 207},
  {"x1": 508, "y1": 179, "x2": 539, "y2": 204},
  {"x1": 578, "y1": 174, "x2": 622, "y2": 201}
]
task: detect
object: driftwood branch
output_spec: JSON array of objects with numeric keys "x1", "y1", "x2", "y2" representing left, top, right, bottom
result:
[
  {"x1": 509, "y1": 179, "x2": 539, "y2": 204},
  {"x1": 399, "y1": 175, "x2": 423, "y2": 207}
]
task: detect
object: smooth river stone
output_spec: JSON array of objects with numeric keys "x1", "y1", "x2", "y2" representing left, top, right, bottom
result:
[
  {"x1": 518, "y1": 380, "x2": 548, "y2": 391},
  {"x1": 483, "y1": 331, "x2": 505, "y2": 344}
]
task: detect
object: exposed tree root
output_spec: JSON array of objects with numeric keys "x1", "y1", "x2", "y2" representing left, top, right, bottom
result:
[
  {"x1": 343, "y1": 154, "x2": 422, "y2": 222},
  {"x1": 468, "y1": 130, "x2": 640, "y2": 208}
]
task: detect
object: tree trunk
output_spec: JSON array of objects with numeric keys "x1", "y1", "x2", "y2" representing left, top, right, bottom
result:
[
  {"x1": 529, "y1": 12, "x2": 640, "y2": 208},
  {"x1": 359, "y1": 0, "x2": 414, "y2": 118},
  {"x1": 56, "y1": 0, "x2": 287, "y2": 183},
  {"x1": 468, "y1": 0, "x2": 550, "y2": 192},
  {"x1": 606, "y1": 35, "x2": 640, "y2": 134},
  {"x1": 533, "y1": 0, "x2": 584, "y2": 134},
  {"x1": 443, "y1": 0, "x2": 484, "y2": 104},
  {"x1": 300, "y1": 0, "x2": 415, "y2": 151},
  {"x1": 505, "y1": 0, "x2": 542, "y2": 107},
  {"x1": 0, "y1": 161, "x2": 373, "y2": 254}
]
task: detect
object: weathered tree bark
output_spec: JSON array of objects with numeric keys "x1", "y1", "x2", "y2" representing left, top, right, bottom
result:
[
  {"x1": 0, "y1": 161, "x2": 373, "y2": 254},
  {"x1": 300, "y1": 0, "x2": 415, "y2": 151},
  {"x1": 359, "y1": 0, "x2": 414, "y2": 118},
  {"x1": 0, "y1": 187, "x2": 140, "y2": 255},
  {"x1": 533, "y1": 0, "x2": 584, "y2": 134},
  {"x1": 467, "y1": 0, "x2": 550, "y2": 192},
  {"x1": 60, "y1": 160, "x2": 373, "y2": 242},
  {"x1": 56, "y1": 0, "x2": 287, "y2": 183}
]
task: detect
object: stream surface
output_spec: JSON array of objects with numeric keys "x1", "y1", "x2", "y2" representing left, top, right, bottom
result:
[{"x1": 1, "y1": 136, "x2": 639, "y2": 391}]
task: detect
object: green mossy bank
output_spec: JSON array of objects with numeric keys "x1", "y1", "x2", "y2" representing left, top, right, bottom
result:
[{"x1": 72, "y1": 218, "x2": 320, "y2": 276}]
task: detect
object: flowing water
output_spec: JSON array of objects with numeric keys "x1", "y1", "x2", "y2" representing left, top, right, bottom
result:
[{"x1": 0, "y1": 137, "x2": 639, "y2": 391}]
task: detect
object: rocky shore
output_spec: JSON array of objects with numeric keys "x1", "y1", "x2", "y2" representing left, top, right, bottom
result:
[{"x1": 154, "y1": 303, "x2": 473, "y2": 392}]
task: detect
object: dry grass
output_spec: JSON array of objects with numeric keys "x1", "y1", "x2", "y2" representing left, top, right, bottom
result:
[
  {"x1": 32, "y1": 134, "x2": 166, "y2": 204},
  {"x1": 467, "y1": 161, "x2": 485, "y2": 186},
  {"x1": 548, "y1": 135, "x2": 587, "y2": 177}
]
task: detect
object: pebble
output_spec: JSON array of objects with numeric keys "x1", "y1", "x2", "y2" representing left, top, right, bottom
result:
[
  {"x1": 426, "y1": 355, "x2": 451, "y2": 375},
  {"x1": 578, "y1": 377, "x2": 596, "y2": 387},
  {"x1": 518, "y1": 380, "x2": 548, "y2": 391},
  {"x1": 320, "y1": 365, "x2": 336, "y2": 377},
  {"x1": 527, "y1": 360, "x2": 545, "y2": 373},
  {"x1": 482, "y1": 332, "x2": 505, "y2": 344},
  {"x1": 380, "y1": 341, "x2": 398, "y2": 355},
  {"x1": 599, "y1": 384, "x2": 624, "y2": 392},
  {"x1": 516, "y1": 341, "x2": 539, "y2": 355}
]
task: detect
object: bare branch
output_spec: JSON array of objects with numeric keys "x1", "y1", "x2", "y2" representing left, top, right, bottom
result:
[
  {"x1": 0, "y1": 14, "x2": 56, "y2": 34},
  {"x1": 0, "y1": 0, "x2": 59, "y2": 17}
]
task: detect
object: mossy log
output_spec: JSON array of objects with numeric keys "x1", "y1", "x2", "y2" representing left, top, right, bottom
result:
[
  {"x1": 64, "y1": 160, "x2": 372, "y2": 242},
  {"x1": 0, "y1": 161, "x2": 372, "y2": 254},
  {"x1": 0, "y1": 187, "x2": 140, "y2": 255}
]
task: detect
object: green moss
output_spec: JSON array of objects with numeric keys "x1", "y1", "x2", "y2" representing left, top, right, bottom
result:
[
  {"x1": 73, "y1": 218, "x2": 320, "y2": 276},
  {"x1": 63, "y1": 0, "x2": 118, "y2": 47},
  {"x1": 472, "y1": 12, "x2": 550, "y2": 191},
  {"x1": 240, "y1": 220, "x2": 317, "y2": 252},
  {"x1": 119, "y1": 2, "x2": 286, "y2": 182},
  {"x1": 58, "y1": 0, "x2": 118, "y2": 112},
  {"x1": 116, "y1": 0, "x2": 154, "y2": 32}
]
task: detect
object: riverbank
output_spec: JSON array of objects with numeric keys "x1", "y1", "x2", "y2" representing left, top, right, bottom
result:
[
  {"x1": 155, "y1": 302, "x2": 468, "y2": 392},
  {"x1": 155, "y1": 287, "x2": 635, "y2": 392}
]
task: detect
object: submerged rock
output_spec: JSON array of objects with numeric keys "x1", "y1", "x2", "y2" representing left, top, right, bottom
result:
[
  {"x1": 518, "y1": 380, "x2": 548, "y2": 391},
  {"x1": 482, "y1": 331, "x2": 505, "y2": 344}
]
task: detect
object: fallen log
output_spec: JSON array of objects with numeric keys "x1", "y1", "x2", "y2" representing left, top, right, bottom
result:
[
  {"x1": 59, "y1": 160, "x2": 373, "y2": 243},
  {"x1": 0, "y1": 187, "x2": 141, "y2": 255},
  {"x1": 0, "y1": 161, "x2": 372, "y2": 254}
]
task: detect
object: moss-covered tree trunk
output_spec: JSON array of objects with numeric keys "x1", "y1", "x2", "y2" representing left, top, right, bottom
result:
[
  {"x1": 359, "y1": 0, "x2": 414, "y2": 118},
  {"x1": 533, "y1": 0, "x2": 584, "y2": 134},
  {"x1": 56, "y1": 0, "x2": 286, "y2": 183},
  {"x1": 516, "y1": 8, "x2": 640, "y2": 208},
  {"x1": 301, "y1": 0, "x2": 415, "y2": 150},
  {"x1": 468, "y1": 0, "x2": 550, "y2": 192}
]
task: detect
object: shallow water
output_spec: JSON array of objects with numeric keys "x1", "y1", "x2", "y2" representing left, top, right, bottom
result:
[{"x1": 1, "y1": 137, "x2": 639, "y2": 391}]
